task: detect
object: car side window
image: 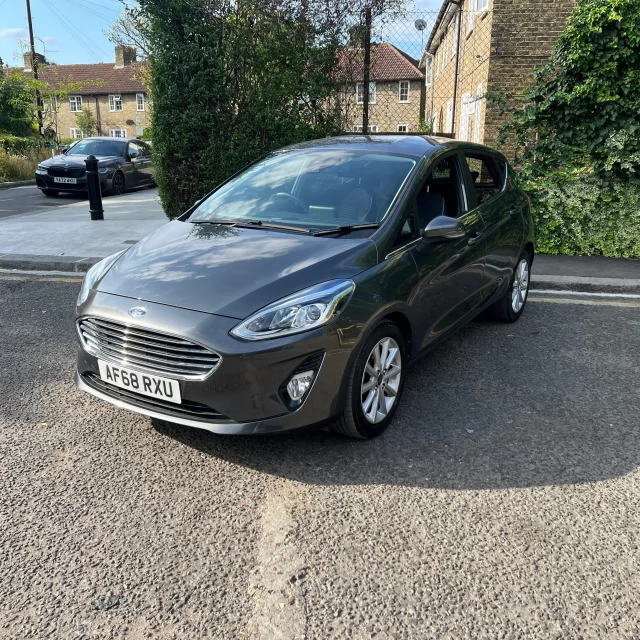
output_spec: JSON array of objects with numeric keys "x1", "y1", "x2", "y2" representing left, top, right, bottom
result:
[
  {"x1": 128, "y1": 142, "x2": 143, "y2": 158},
  {"x1": 139, "y1": 141, "x2": 152, "y2": 156},
  {"x1": 464, "y1": 155, "x2": 502, "y2": 206}
]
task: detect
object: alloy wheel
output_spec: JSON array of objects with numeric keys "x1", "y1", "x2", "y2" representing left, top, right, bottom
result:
[
  {"x1": 512, "y1": 258, "x2": 529, "y2": 313},
  {"x1": 112, "y1": 173, "x2": 125, "y2": 196},
  {"x1": 361, "y1": 337, "x2": 402, "y2": 424}
]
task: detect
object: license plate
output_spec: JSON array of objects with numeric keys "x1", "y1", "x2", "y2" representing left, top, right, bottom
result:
[
  {"x1": 98, "y1": 360, "x2": 182, "y2": 404},
  {"x1": 53, "y1": 177, "x2": 77, "y2": 184}
]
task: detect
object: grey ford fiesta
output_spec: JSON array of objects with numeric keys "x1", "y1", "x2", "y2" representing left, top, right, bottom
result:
[{"x1": 75, "y1": 135, "x2": 534, "y2": 439}]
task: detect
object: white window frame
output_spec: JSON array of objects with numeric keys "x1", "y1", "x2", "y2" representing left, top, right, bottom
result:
[
  {"x1": 468, "y1": 0, "x2": 476, "y2": 33},
  {"x1": 136, "y1": 93, "x2": 145, "y2": 111},
  {"x1": 70, "y1": 128, "x2": 83, "y2": 139},
  {"x1": 477, "y1": 0, "x2": 488, "y2": 12},
  {"x1": 474, "y1": 83, "x2": 483, "y2": 143},
  {"x1": 445, "y1": 99, "x2": 454, "y2": 133},
  {"x1": 109, "y1": 128, "x2": 127, "y2": 138},
  {"x1": 136, "y1": 126, "x2": 144, "y2": 136},
  {"x1": 51, "y1": 96, "x2": 58, "y2": 110},
  {"x1": 353, "y1": 123, "x2": 378, "y2": 133},
  {"x1": 109, "y1": 94, "x2": 123, "y2": 112},
  {"x1": 356, "y1": 82, "x2": 377, "y2": 105},
  {"x1": 398, "y1": 81, "x2": 410, "y2": 103},
  {"x1": 397, "y1": 124, "x2": 408, "y2": 133},
  {"x1": 452, "y1": 11, "x2": 460, "y2": 58},
  {"x1": 425, "y1": 58, "x2": 433, "y2": 87},
  {"x1": 69, "y1": 95, "x2": 82, "y2": 112}
]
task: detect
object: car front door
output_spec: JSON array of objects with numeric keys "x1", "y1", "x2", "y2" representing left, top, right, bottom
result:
[
  {"x1": 127, "y1": 142, "x2": 148, "y2": 188},
  {"x1": 460, "y1": 152, "x2": 524, "y2": 299},
  {"x1": 398, "y1": 152, "x2": 489, "y2": 352}
]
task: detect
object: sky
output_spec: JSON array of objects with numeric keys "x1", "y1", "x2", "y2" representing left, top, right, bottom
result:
[{"x1": 0, "y1": 0, "x2": 443, "y2": 68}]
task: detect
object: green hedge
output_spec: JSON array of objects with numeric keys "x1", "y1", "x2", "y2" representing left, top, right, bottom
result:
[{"x1": 526, "y1": 169, "x2": 640, "y2": 258}]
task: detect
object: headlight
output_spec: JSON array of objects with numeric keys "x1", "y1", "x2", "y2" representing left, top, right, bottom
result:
[
  {"x1": 98, "y1": 165, "x2": 114, "y2": 173},
  {"x1": 231, "y1": 280, "x2": 355, "y2": 341},
  {"x1": 77, "y1": 251, "x2": 125, "y2": 307},
  {"x1": 36, "y1": 164, "x2": 48, "y2": 173}
]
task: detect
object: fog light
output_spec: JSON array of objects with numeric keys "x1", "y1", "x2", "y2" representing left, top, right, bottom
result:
[{"x1": 286, "y1": 370, "x2": 315, "y2": 402}]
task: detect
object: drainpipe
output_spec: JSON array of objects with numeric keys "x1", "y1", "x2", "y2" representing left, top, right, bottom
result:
[
  {"x1": 94, "y1": 96, "x2": 102, "y2": 136},
  {"x1": 450, "y1": 0, "x2": 463, "y2": 137}
]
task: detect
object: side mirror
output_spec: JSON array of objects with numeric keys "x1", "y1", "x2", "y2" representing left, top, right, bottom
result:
[
  {"x1": 129, "y1": 151, "x2": 140, "y2": 160},
  {"x1": 422, "y1": 216, "x2": 466, "y2": 242}
]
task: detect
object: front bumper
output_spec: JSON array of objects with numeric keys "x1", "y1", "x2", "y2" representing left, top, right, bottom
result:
[
  {"x1": 36, "y1": 173, "x2": 111, "y2": 193},
  {"x1": 75, "y1": 291, "x2": 356, "y2": 435}
]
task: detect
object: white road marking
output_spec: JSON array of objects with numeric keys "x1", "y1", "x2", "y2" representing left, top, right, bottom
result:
[
  {"x1": 529, "y1": 297, "x2": 640, "y2": 308},
  {"x1": 530, "y1": 289, "x2": 640, "y2": 299}
]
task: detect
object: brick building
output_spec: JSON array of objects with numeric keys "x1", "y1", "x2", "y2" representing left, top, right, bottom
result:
[
  {"x1": 422, "y1": 0, "x2": 576, "y2": 144},
  {"x1": 339, "y1": 42, "x2": 425, "y2": 133},
  {"x1": 17, "y1": 46, "x2": 149, "y2": 140}
]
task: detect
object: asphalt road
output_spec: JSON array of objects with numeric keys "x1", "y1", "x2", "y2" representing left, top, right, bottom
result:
[
  {"x1": 0, "y1": 185, "x2": 85, "y2": 219},
  {"x1": 1, "y1": 276, "x2": 640, "y2": 639}
]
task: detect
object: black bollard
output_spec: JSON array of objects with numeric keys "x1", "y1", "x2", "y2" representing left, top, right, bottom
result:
[{"x1": 85, "y1": 154, "x2": 104, "y2": 221}]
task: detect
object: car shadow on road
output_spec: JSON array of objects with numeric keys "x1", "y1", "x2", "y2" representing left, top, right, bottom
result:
[{"x1": 153, "y1": 306, "x2": 640, "y2": 491}]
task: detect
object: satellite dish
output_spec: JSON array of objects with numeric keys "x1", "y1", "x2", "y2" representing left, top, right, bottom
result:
[{"x1": 415, "y1": 19, "x2": 428, "y2": 31}]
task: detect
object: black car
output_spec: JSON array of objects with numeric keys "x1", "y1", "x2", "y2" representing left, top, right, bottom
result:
[
  {"x1": 35, "y1": 137, "x2": 154, "y2": 197},
  {"x1": 75, "y1": 135, "x2": 534, "y2": 440}
]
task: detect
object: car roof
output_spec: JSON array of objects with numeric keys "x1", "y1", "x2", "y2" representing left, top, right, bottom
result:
[
  {"x1": 81, "y1": 136, "x2": 140, "y2": 143},
  {"x1": 280, "y1": 135, "x2": 506, "y2": 161}
]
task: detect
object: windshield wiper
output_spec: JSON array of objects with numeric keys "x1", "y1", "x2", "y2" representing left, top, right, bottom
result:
[
  {"x1": 189, "y1": 219, "x2": 311, "y2": 233},
  {"x1": 313, "y1": 223, "x2": 380, "y2": 237}
]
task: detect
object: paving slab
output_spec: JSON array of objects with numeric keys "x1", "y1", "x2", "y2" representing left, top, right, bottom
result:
[{"x1": 0, "y1": 188, "x2": 167, "y2": 261}]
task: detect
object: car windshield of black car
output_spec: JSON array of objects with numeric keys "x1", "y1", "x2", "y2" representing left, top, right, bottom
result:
[
  {"x1": 188, "y1": 149, "x2": 416, "y2": 231},
  {"x1": 67, "y1": 139, "x2": 127, "y2": 158}
]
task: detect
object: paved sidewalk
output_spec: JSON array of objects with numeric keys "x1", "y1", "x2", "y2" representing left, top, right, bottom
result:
[{"x1": 0, "y1": 188, "x2": 167, "y2": 272}]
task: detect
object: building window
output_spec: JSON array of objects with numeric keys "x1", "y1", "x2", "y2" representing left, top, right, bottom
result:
[
  {"x1": 69, "y1": 95, "x2": 82, "y2": 112},
  {"x1": 477, "y1": 0, "x2": 488, "y2": 11},
  {"x1": 353, "y1": 124, "x2": 378, "y2": 133},
  {"x1": 136, "y1": 93, "x2": 145, "y2": 111},
  {"x1": 425, "y1": 58, "x2": 433, "y2": 86},
  {"x1": 136, "y1": 126, "x2": 144, "y2": 136},
  {"x1": 398, "y1": 81, "x2": 410, "y2": 103},
  {"x1": 446, "y1": 100, "x2": 454, "y2": 133},
  {"x1": 356, "y1": 82, "x2": 376, "y2": 104},
  {"x1": 70, "y1": 128, "x2": 83, "y2": 139},
  {"x1": 397, "y1": 124, "x2": 408, "y2": 133},
  {"x1": 109, "y1": 94, "x2": 123, "y2": 112},
  {"x1": 51, "y1": 96, "x2": 58, "y2": 110},
  {"x1": 109, "y1": 128, "x2": 127, "y2": 137}
]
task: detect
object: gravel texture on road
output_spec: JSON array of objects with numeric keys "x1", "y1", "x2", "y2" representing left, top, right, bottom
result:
[{"x1": 1, "y1": 277, "x2": 639, "y2": 639}]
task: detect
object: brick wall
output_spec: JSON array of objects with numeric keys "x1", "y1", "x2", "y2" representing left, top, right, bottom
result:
[
  {"x1": 46, "y1": 92, "x2": 150, "y2": 139},
  {"x1": 483, "y1": 0, "x2": 577, "y2": 148}
]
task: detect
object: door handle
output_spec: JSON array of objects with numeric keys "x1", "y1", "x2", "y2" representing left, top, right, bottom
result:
[{"x1": 468, "y1": 231, "x2": 483, "y2": 246}]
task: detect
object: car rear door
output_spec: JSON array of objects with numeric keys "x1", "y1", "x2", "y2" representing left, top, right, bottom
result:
[
  {"x1": 460, "y1": 152, "x2": 524, "y2": 299},
  {"x1": 396, "y1": 151, "x2": 489, "y2": 352}
]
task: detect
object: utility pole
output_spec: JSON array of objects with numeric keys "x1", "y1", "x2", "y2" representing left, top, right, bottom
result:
[{"x1": 25, "y1": 0, "x2": 44, "y2": 136}]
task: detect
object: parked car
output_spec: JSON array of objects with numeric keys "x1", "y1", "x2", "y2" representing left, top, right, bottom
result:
[
  {"x1": 75, "y1": 135, "x2": 534, "y2": 439},
  {"x1": 35, "y1": 136, "x2": 154, "y2": 197}
]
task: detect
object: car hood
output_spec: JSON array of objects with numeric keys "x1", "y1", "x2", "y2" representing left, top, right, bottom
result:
[
  {"x1": 42, "y1": 154, "x2": 122, "y2": 167},
  {"x1": 97, "y1": 221, "x2": 376, "y2": 318}
]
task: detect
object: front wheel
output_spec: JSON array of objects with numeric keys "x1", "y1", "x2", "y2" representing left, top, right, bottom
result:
[
  {"x1": 106, "y1": 172, "x2": 126, "y2": 197},
  {"x1": 332, "y1": 321, "x2": 406, "y2": 439},
  {"x1": 487, "y1": 252, "x2": 531, "y2": 322}
]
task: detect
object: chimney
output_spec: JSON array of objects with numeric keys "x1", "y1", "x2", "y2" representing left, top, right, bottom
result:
[
  {"x1": 114, "y1": 45, "x2": 137, "y2": 68},
  {"x1": 23, "y1": 51, "x2": 46, "y2": 72}
]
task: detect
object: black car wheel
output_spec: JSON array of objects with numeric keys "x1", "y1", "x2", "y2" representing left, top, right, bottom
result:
[
  {"x1": 487, "y1": 250, "x2": 532, "y2": 322},
  {"x1": 109, "y1": 172, "x2": 126, "y2": 196},
  {"x1": 333, "y1": 320, "x2": 406, "y2": 439},
  {"x1": 41, "y1": 189, "x2": 59, "y2": 197}
]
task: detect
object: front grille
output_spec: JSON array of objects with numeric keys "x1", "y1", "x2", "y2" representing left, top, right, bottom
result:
[
  {"x1": 82, "y1": 373, "x2": 230, "y2": 423},
  {"x1": 77, "y1": 317, "x2": 222, "y2": 379},
  {"x1": 48, "y1": 166, "x2": 85, "y2": 178}
]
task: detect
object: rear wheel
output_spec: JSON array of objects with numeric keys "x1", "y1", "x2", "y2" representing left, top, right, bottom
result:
[
  {"x1": 41, "y1": 189, "x2": 59, "y2": 197},
  {"x1": 333, "y1": 321, "x2": 406, "y2": 439},
  {"x1": 487, "y1": 252, "x2": 531, "y2": 322}
]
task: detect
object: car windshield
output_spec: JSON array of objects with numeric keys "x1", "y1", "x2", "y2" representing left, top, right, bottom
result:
[
  {"x1": 189, "y1": 149, "x2": 416, "y2": 231},
  {"x1": 67, "y1": 139, "x2": 127, "y2": 157}
]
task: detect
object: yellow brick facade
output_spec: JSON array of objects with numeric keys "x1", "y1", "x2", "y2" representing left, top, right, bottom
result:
[{"x1": 45, "y1": 92, "x2": 150, "y2": 140}]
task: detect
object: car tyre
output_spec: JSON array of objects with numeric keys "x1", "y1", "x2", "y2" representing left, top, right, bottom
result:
[
  {"x1": 106, "y1": 171, "x2": 126, "y2": 197},
  {"x1": 333, "y1": 320, "x2": 406, "y2": 440},
  {"x1": 41, "y1": 189, "x2": 59, "y2": 197},
  {"x1": 486, "y1": 250, "x2": 532, "y2": 323}
]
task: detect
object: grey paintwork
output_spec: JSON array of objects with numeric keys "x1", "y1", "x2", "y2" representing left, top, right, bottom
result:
[
  {"x1": 35, "y1": 136, "x2": 154, "y2": 195},
  {"x1": 76, "y1": 135, "x2": 534, "y2": 434}
]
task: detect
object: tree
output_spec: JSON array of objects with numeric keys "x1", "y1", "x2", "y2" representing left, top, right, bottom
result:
[
  {"x1": 107, "y1": 9, "x2": 150, "y2": 59},
  {"x1": 75, "y1": 108, "x2": 98, "y2": 136},
  {"x1": 0, "y1": 72, "x2": 35, "y2": 136}
]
